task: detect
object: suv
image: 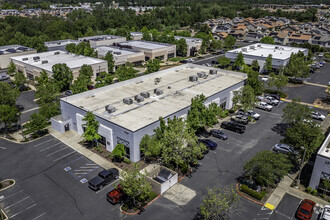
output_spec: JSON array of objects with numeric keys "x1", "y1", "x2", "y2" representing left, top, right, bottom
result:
[
  {"x1": 198, "y1": 139, "x2": 218, "y2": 150},
  {"x1": 265, "y1": 96, "x2": 279, "y2": 106},
  {"x1": 209, "y1": 129, "x2": 228, "y2": 140},
  {"x1": 256, "y1": 102, "x2": 273, "y2": 111},
  {"x1": 273, "y1": 144, "x2": 298, "y2": 155},
  {"x1": 220, "y1": 121, "x2": 246, "y2": 134},
  {"x1": 88, "y1": 168, "x2": 119, "y2": 191},
  {"x1": 311, "y1": 111, "x2": 325, "y2": 121},
  {"x1": 320, "y1": 205, "x2": 330, "y2": 220},
  {"x1": 107, "y1": 184, "x2": 126, "y2": 204},
  {"x1": 231, "y1": 115, "x2": 249, "y2": 125}
]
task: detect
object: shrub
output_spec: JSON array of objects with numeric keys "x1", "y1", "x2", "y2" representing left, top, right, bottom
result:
[
  {"x1": 107, "y1": 153, "x2": 113, "y2": 159},
  {"x1": 228, "y1": 109, "x2": 235, "y2": 114},
  {"x1": 9, "y1": 180, "x2": 14, "y2": 184},
  {"x1": 240, "y1": 184, "x2": 266, "y2": 200},
  {"x1": 0, "y1": 182, "x2": 2, "y2": 188},
  {"x1": 112, "y1": 144, "x2": 126, "y2": 161},
  {"x1": 124, "y1": 157, "x2": 131, "y2": 164},
  {"x1": 306, "y1": 186, "x2": 312, "y2": 193},
  {"x1": 311, "y1": 189, "x2": 317, "y2": 196},
  {"x1": 321, "y1": 194, "x2": 326, "y2": 199},
  {"x1": 99, "y1": 149, "x2": 103, "y2": 154}
]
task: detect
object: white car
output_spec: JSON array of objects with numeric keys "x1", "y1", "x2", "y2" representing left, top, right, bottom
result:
[
  {"x1": 256, "y1": 102, "x2": 273, "y2": 111},
  {"x1": 0, "y1": 73, "x2": 9, "y2": 81},
  {"x1": 247, "y1": 110, "x2": 260, "y2": 120},
  {"x1": 311, "y1": 111, "x2": 326, "y2": 121},
  {"x1": 186, "y1": 58, "x2": 195, "y2": 63},
  {"x1": 319, "y1": 53, "x2": 324, "y2": 57},
  {"x1": 320, "y1": 205, "x2": 330, "y2": 220},
  {"x1": 261, "y1": 76, "x2": 269, "y2": 82},
  {"x1": 265, "y1": 96, "x2": 279, "y2": 106}
]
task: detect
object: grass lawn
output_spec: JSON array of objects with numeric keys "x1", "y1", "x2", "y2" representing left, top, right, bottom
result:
[{"x1": 168, "y1": 57, "x2": 188, "y2": 62}]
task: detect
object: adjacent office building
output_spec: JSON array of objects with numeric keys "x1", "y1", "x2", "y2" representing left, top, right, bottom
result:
[
  {"x1": 130, "y1": 32, "x2": 143, "y2": 41},
  {"x1": 51, "y1": 64, "x2": 246, "y2": 162},
  {"x1": 0, "y1": 45, "x2": 36, "y2": 69},
  {"x1": 11, "y1": 50, "x2": 108, "y2": 80},
  {"x1": 45, "y1": 39, "x2": 80, "y2": 52},
  {"x1": 225, "y1": 43, "x2": 308, "y2": 73},
  {"x1": 174, "y1": 36, "x2": 202, "y2": 57},
  {"x1": 78, "y1": 35, "x2": 126, "y2": 48},
  {"x1": 116, "y1": 40, "x2": 176, "y2": 61}
]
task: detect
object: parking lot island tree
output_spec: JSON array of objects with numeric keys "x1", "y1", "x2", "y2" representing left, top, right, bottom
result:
[
  {"x1": 145, "y1": 59, "x2": 161, "y2": 74},
  {"x1": 233, "y1": 52, "x2": 245, "y2": 70},
  {"x1": 200, "y1": 186, "x2": 239, "y2": 220},
  {"x1": 35, "y1": 80, "x2": 61, "y2": 105},
  {"x1": 232, "y1": 85, "x2": 256, "y2": 111},
  {"x1": 187, "y1": 94, "x2": 208, "y2": 133},
  {"x1": 285, "y1": 52, "x2": 310, "y2": 79},
  {"x1": 52, "y1": 63, "x2": 73, "y2": 92},
  {"x1": 0, "y1": 82, "x2": 20, "y2": 106},
  {"x1": 13, "y1": 70, "x2": 28, "y2": 91},
  {"x1": 95, "y1": 72, "x2": 113, "y2": 88},
  {"x1": 116, "y1": 64, "x2": 138, "y2": 81},
  {"x1": 224, "y1": 35, "x2": 236, "y2": 49},
  {"x1": 282, "y1": 98, "x2": 312, "y2": 125},
  {"x1": 70, "y1": 64, "x2": 93, "y2": 94},
  {"x1": 264, "y1": 54, "x2": 273, "y2": 73},
  {"x1": 246, "y1": 69, "x2": 263, "y2": 95},
  {"x1": 218, "y1": 56, "x2": 231, "y2": 68},
  {"x1": 0, "y1": 105, "x2": 19, "y2": 133},
  {"x1": 7, "y1": 61, "x2": 16, "y2": 76},
  {"x1": 24, "y1": 113, "x2": 48, "y2": 136},
  {"x1": 82, "y1": 111, "x2": 101, "y2": 147},
  {"x1": 268, "y1": 72, "x2": 288, "y2": 95},
  {"x1": 39, "y1": 102, "x2": 60, "y2": 120}
]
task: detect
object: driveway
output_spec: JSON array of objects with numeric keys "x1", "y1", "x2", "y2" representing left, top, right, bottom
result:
[
  {"x1": 16, "y1": 90, "x2": 39, "y2": 124},
  {"x1": 306, "y1": 63, "x2": 330, "y2": 86}
]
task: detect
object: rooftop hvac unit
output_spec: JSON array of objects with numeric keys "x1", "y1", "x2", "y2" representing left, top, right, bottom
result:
[
  {"x1": 135, "y1": 95, "x2": 144, "y2": 103},
  {"x1": 22, "y1": 57, "x2": 28, "y2": 61},
  {"x1": 54, "y1": 51, "x2": 60, "y2": 55},
  {"x1": 123, "y1": 98, "x2": 133, "y2": 105},
  {"x1": 33, "y1": 56, "x2": 40, "y2": 61},
  {"x1": 257, "y1": 44, "x2": 261, "y2": 47},
  {"x1": 113, "y1": 52, "x2": 121, "y2": 55},
  {"x1": 189, "y1": 75, "x2": 198, "y2": 82},
  {"x1": 250, "y1": 46, "x2": 255, "y2": 49},
  {"x1": 105, "y1": 105, "x2": 116, "y2": 113},
  {"x1": 209, "y1": 69, "x2": 217, "y2": 75},
  {"x1": 41, "y1": 60, "x2": 48, "y2": 64},
  {"x1": 275, "y1": 46, "x2": 279, "y2": 49},
  {"x1": 197, "y1": 71, "x2": 206, "y2": 78},
  {"x1": 242, "y1": 48, "x2": 247, "y2": 52},
  {"x1": 154, "y1": 88, "x2": 163, "y2": 95},
  {"x1": 140, "y1": 92, "x2": 150, "y2": 98}
]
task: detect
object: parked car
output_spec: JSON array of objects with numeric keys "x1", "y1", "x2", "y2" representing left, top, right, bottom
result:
[
  {"x1": 88, "y1": 168, "x2": 119, "y2": 191},
  {"x1": 273, "y1": 144, "x2": 298, "y2": 155},
  {"x1": 87, "y1": 85, "x2": 95, "y2": 90},
  {"x1": 179, "y1": 59, "x2": 188, "y2": 64},
  {"x1": 0, "y1": 73, "x2": 9, "y2": 81},
  {"x1": 320, "y1": 205, "x2": 330, "y2": 220},
  {"x1": 65, "y1": 90, "x2": 73, "y2": 96},
  {"x1": 237, "y1": 110, "x2": 260, "y2": 120},
  {"x1": 209, "y1": 129, "x2": 228, "y2": 140},
  {"x1": 256, "y1": 102, "x2": 273, "y2": 111},
  {"x1": 217, "y1": 50, "x2": 224, "y2": 54},
  {"x1": 319, "y1": 53, "x2": 324, "y2": 57},
  {"x1": 231, "y1": 115, "x2": 249, "y2": 125},
  {"x1": 186, "y1": 58, "x2": 195, "y2": 63},
  {"x1": 261, "y1": 76, "x2": 269, "y2": 82},
  {"x1": 266, "y1": 94, "x2": 280, "y2": 101},
  {"x1": 15, "y1": 104, "x2": 24, "y2": 112},
  {"x1": 296, "y1": 199, "x2": 315, "y2": 220},
  {"x1": 107, "y1": 184, "x2": 126, "y2": 204},
  {"x1": 265, "y1": 96, "x2": 279, "y2": 106},
  {"x1": 311, "y1": 111, "x2": 326, "y2": 121},
  {"x1": 220, "y1": 121, "x2": 246, "y2": 134},
  {"x1": 288, "y1": 78, "x2": 304, "y2": 84},
  {"x1": 198, "y1": 139, "x2": 218, "y2": 150}
]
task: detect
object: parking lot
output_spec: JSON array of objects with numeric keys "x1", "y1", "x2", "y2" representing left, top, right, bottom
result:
[{"x1": 0, "y1": 136, "x2": 122, "y2": 219}]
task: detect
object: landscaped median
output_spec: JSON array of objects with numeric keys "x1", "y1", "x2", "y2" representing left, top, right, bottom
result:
[
  {"x1": 120, "y1": 193, "x2": 161, "y2": 215},
  {"x1": 236, "y1": 183, "x2": 264, "y2": 206},
  {"x1": 0, "y1": 179, "x2": 15, "y2": 192},
  {"x1": 0, "y1": 209, "x2": 9, "y2": 220}
]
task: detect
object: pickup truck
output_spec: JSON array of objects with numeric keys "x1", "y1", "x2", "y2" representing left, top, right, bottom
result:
[
  {"x1": 107, "y1": 184, "x2": 126, "y2": 204},
  {"x1": 256, "y1": 102, "x2": 273, "y2": 111},
  {"x1": 88, "y1": 168, "x2": 119, "y2": 191},
  {"x1": 231, "y1": 115, "x2": 249, "y2": 125},
  {"x1": 237, "y1": 109, "x2": 260, "y2": 120},
  {"x1": 257, "y1": 96, "x2": 278, "y2": 106},
  {"x1": 220, "y1": 121, "x2": 246, "y2": 134}
]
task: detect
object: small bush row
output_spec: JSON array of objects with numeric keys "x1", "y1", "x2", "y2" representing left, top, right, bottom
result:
[
  {"x1": 240, "y1": 184, "x2": 266, "y2": 200},
  {"x1": 306, "y1": 186, "x2": 318, "y2": 196}
]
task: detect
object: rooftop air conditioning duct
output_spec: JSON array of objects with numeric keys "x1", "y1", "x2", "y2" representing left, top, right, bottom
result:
[
  {"x1": 22, "y1": 57, "x2": 28, "y2": 61},
  {"x1": 135, "y1": 95, "x2": 144, "y2": 103},
  {"x1": 197, "y1": 72, "x2": 206, "y2": 78},
  {"x1": 140, "y1": 92, "x2": 150, "y2": 98},
  {"x1": 154, "y1": 88, "x2": 163, "y2": 95},
  {"x1": 209, "y1": 69, "x2": 217, "y2": 75},
  {"x1": 42, "y1": 60, "x2": 48, "y2": 64},
  {"x1": 54, "y1": 51, "x2": 60, "y2": 55},
  {"x1": 105, "y1": 105, "x2": 116, "y2": 113},
  {"x1": 123, "y1": 98, "x2": 133, "y2": 105},
  {"x1": 189, "y1": 75, "x2": 198, "y2": 82}
]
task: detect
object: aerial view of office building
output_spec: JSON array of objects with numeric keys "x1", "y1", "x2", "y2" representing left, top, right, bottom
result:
[
  {"x1": 11, "y1": 50, "x2": 108, "y2": 80},
  {"x1": 130, "y1": 32, "x2": 143, "y2": 41},
  {"x1": 225, "y1": 43, "x2": 308, "y2": 72},
  {"x1": 0, "y1": 45, "x2": 36, "y2": 69},
  {"x1": 78, "y1": 35, "x2": 127, "y2": 48},
  {"x1": 45, "y1": 39, "x2": 80, "y2": 51},
  {"x1": 174, "y1": 36, "x2": 202, "y2": 57},
  {"x1": 51, "y1": 64, "x2": 246, "y2": 162}
]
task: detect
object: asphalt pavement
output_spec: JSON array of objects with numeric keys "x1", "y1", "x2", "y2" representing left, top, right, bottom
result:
[
  {"x1": 193, "y1": 54, "x2": 224, "y2": 65},
  {"x1": 16, "y1": 90, "x2": 39, "y2": 123}
]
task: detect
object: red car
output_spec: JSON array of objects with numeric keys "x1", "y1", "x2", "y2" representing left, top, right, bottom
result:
[
  {"x1": 107, "y1": 184, "x2": 125, "y2": 204},
  {"x1": 296, "y1": 199, "x2": 316, "y2": 220}
]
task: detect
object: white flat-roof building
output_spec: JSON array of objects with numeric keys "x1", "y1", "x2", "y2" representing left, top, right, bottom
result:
[
  {"x1": 78, "y1": 35, "x2": 127, "y2": 48},
  {"x1": 225, "y1": 43, "x2": 308, "y2": 73},
  {"x1": 95, "y1": 46, "x2": 145, "y2": 67},
  {"x1": 130, "y1": 32, "x2": 143, "y2": 41},
  {"x1": 11, "y1": 50, "x2": 108, "y2": 81},
  {"x1": 51, "y1": 64, "x2": 246, "y2": 162},
  {"x1": 309, "y1": 133, "x2": 330, "y2": 190},
  {"x1": 0, "y1": 45, "x2": 36, "y2": 69},
  {"x1": 45, "y1": 39, "x2": 80, "y2": 52},
  {"x1": 116, "y1": 40, "x2": 176, "y2": 61},
  {"x1": 174, "y1": 36, "x2": 202, "y2": 57}
]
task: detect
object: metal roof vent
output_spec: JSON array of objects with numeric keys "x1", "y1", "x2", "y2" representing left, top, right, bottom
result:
[
  {"x1": 135, "y1": 95, "x2": 144, "y2": 103},
  {"x1": 209, "y1": 69, "x2": 217, "y2": 75},
  {"x1": 189, "y1": 75, "x2": 198, "y2": 82},
  {"x1": 33, "y1": 56, "x2": 40, "y2": 61},
  {"x1": 197, "y1": 72, "x2": 206, "y2": 78},
  {"x1": 42, "y1": 60, "x2": 48, "y2": 64},
  {"x1": 154, "y1": 88, "x2": 163, "y2": 95},
  {"x1": 140, "y1": 92, "x2": 150, "y2": 98},
  {"x1": 22, "y1": 57, "x2": 28, "y2": 61},
  {"x1": 257, "y1": 44, "x2": 261, "y2": 47},
  {"x1": 275, "y1": 46, "x2": 279, "y2": 49},
  {"x1": 54, "y1": 51, "x2": 60, "y2": 55},
  {"x1": 105, "y1": 105, "x2": 116, "y2": 113},
  {"x1": 123, "y1": 98, "x2": 133, "y2": 105},
  {"x1": 242, "y1": 48, "x2": 247, "y2": 52},
  {"x1": 250, "y1": 46, "x2": 255, "y2": 49}
]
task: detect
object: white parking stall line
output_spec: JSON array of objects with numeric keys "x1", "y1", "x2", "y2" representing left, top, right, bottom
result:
[
  {"x1": 21, "y1": 107, "x2": 39, "y2": 114},
  {"x1": 74, "y1": 172, "x2": 88, "y2": 175},
  {"x1": 33, "y1": 138, "x2": 54, "y2": 148},
  {"x1": 0, "y1": 146, "x2": 6, "y2": 150},
  {"x1": 9, "y1": 203, "x2": 37, "y2": 218},
  {"x1": 53, "y1": 151, "x2": 76, "y2": 162},
  {"x1": 40, "y1": 142, "x2": 62, "y2": 152},
  {"x1": 1, "y1": 190, "x2": 24, "y2": 200},
  {"x1": 32, "y1": 212, "x2": 46, "y2": 220},
  {"x1": 95, "y1": 180, "x2": 119, "y2": 194},
  {"x1": 46, "y1": 147, "x2": 67, "y2": 157},
  {"x1": 3, "y1": 197, "x2": 30, "y2": 210},
  {"x1": 86, "y1": 163, "x2": 97, "y2": 166},
  {"x1": 80, "y1": 166, "x2": 99, "y2": 169},
  {"x1": 74, "y1": 169, "x2": 94, "y2": 172}
]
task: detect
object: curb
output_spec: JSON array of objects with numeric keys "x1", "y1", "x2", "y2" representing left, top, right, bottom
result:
[
  {"x1": 120, "y1": 194, "x2": 162, "y2": 215},
  {"x1": 236, "y1": 183, "x2": 264, "y2": 206},
  {"x1": 178, "y1": 176, "x2": 185, "y2": 182},
  {"x1": 0, "y1": 179, "x2": 15, "y2": 192},
  {"x1": 0, "y1": 133, "x2": 51, "y2": 144},
  {"x1": 0, "y1": 209, "x2": 8, "y2": 220}
]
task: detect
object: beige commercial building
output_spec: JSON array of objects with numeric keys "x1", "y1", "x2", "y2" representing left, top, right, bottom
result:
[
  {"x1": 130, "y1": 32, "x2": 143, "y2": 41},
  {"x1": 0, "y1": 45, "x2": 36, "y2": 69},
  {"x1": 116, "y1": 40, "x2": 176, "y2": 61},
  {"x1": 11, "y1": 50, "x2": 108, "y2": 81},
  {"x1": 78, "y1": 35, "x2": 126, "y2": 48}
]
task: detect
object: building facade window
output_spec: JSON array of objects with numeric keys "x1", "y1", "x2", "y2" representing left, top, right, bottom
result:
[
  {"x1": 220, "y1": 97, "x2": 227, "y2": 109},
  {"x1": 98, "y1": 135, "x2": 106, "y2": 146}
]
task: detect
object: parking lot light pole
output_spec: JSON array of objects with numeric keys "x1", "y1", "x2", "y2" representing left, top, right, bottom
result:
[{"x1": 297, "y1": 146, "x2": 307, "y2": 187}]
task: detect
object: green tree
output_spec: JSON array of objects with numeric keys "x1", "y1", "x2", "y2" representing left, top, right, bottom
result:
[
  {"x1": 145, "y1": 59, "x2": 161, "y2": 74},
  {"x1": 244, "y1": 150, "x2": 292, "y2": 187},
  {"x1": 187, "y1": 94, "x2": 207, "y2": 133},
  {"x1": 24, "y1": 113, "x2": 48, "y2": 135},
  {"x1": 285, "y1": 53, "x2": 310, "y2": 79},
  {"x1": 39, "y1": 102, "x2": 60, "y2": 120},
  {"x1": 0, "y1": 82, "x2": 20, "y2": 106},
  {"x1": 264, "y1": 54, "x2": 273, "y2": 73},
  {"x1": 82, "y1": 111, "x2": 101, "y2": 147},
  {"x1": 70, "y1": 64, "x2": 93, "y2": 94},
  {"x1": 269, "y1": 73, "x2": 288, "y2": 94},
  {"x1": 260, "y1": 36, "x2": 275, "y2": 44},
  {"x1": 200, "y1": 186, "x2": 239, "y2": 220},
  {"x1": 95, "y1": 72, "x2": 113, "y2": 88},
  {"x1": 116, "y1": 64, "x2": 137, "y2": 81},
  {"x1": 112, "y1": 144, "x2": 126, "y2": 161},
  {"x1": 218, "y1": 56, "x2": 231, "y2": 68},
  {"x1": 7, "y1": 61, "x2": 16, "y2": 75},
  {"x1": 234, "y1": 52, "x2": 245, "y2": 70},
  {"x1": 36, "y1": 70, "x2": 50, "y2": 86},
  {"x1": 233, "y1": 85, "x2": 255, "y2": 111},
  {"x1": 104, "y1": 52, "x2": 115, "y2": 73},
  {"x1": 120, "y1": 163, "x2": 152, "y2": 208},
  {"x1": 282, "y1": 98, "x2": 311, "y2": 124},
  {"x1": 224, "y1": 35, "x2": 236, "y2": 49},
  {"x1": 52, "y1": 63, "x2": 73, "y2": 91},
  {"x1": 35, "y1": 81, "x2": 60, "y2": 105},
  {"x1": 140, "y1": 134, "x2": 163, "y2": 160},
  {"x1": 251, "y1": 60, "x2": 259, "y2": 71},
  {"x1": 175, "y1": 38, "x2": 188, "y2": 57},
  {"x1": 0, "y1": 105, "x2": 19, "y2": 132},
  {"x1": 246, "y1": 70, "x2": 263, "y2": 95},
  {"x1": 65, "y1": 43, "x2": 77, "y2": 53},
  {"x1": 13, "y1": 70, "x2": 28, "y2": 91},
  {"x1": 210, "y1": 39, "x2": 222, "y2": 52}
]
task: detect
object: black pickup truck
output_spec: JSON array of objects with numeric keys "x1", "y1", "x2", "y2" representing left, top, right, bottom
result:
[
  {"x1": 220, "y1": 121, "x2": 246, "y2": 134},
  {"x1": 88, "y1": 168, "x2": 119, "y2": 191}
]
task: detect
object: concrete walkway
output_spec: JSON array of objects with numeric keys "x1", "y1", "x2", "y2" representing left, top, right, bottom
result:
[
  {"x1": 288, "y1": 187, "x2": 330, "y2": 206},
  {"x1": 304, "y1": 81, "x2": 328, "y2": 88},
  {"x1": 281, "y1": 98, "x2": 330, "y2": 110}
]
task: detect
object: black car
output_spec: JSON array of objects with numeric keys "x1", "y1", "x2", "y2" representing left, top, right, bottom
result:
[
  {"x1": 210, "y1": 129, "x2": 228, "y2": 140},
  {"x1": 220, "y1": 121, "x2": 246, "y2": 134},
  {"x1": 198, "y1": 139, "x2": 217, "y2": 150},
  {"x1": 88, "y1": 168, "x2": 119, "y2": 191}
]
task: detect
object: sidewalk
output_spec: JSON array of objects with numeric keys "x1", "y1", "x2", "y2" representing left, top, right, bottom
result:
[
  {"x1": 288, "y1": 187, "x2": 330, "y2": 206},
  {"x1": 48, "y1": 128, "x2": 123, "y2": 173},
  {"x1": 281, "y1": 98, "x2": 330, "y2": 110}
]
